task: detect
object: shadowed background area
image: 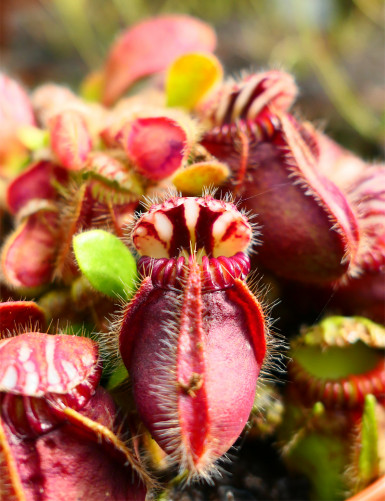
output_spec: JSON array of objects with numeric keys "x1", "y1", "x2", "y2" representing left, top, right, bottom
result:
[{"x1": 1, "y1": 0, "x2": 384, "y2": 158}]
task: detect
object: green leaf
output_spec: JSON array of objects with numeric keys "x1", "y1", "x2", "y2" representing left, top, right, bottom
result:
[
  {"x1": 293, "y1": 342, "x2": 381, "y2": 380},
  {"x1": 106, "y1": 363, "x2": 129, "y2": 390},
  {"x1": 172, "y1": 160, "x2": 229, "y2": 195},
  {"x1": 79, "y1": 70, "x2": 104, "y2": 102},
  {"x1": 166, "y1": 52, "x2": 223, "y2": 110},
  {"x1": 73, "y1": 230, "x2": 137, "y2": 300},
  {"x1": 17, "y1": 125, "x2": 49, "y2": 150},
  {"x1": 286, "y1": 431, "x2": 347, "y2": 500},
  {"x1": 358, "y1": 394, "x2": 379, "y2": 488}
]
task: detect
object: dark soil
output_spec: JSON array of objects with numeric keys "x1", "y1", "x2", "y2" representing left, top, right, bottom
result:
[{"x1": 168, "y1": 437, "x2": 311, "y2": 501}]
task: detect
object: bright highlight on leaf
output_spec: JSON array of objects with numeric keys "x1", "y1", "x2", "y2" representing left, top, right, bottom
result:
[
  {"x1": 73, "y1": 230, "x2": 137, "y2": 300},
  {"x1": 166, "y1": 52, "x2": 223, "y2": 110},
  {"x1": 17, "y1": 125, "x2": 49, "y2": 150},
  {"x1": 172, "y1": 160, "x2": 230, "y2": 195},
  {"x1": 80, "y1": 70, "x2": 104, "y2": 102}
]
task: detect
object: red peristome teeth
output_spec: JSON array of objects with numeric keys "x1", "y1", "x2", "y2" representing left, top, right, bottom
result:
[
  {"x1": 288, "y1": 357, "x2": 385, "y2": 409},
  {"x1": 205, "y1": 70, "x2": 297, "y2": 127},
  {"x1": 0, "y1": 332, "x2": 101, "y2": 437},
  {"x1": 204, "y1": 112, "x2": 279, "y2": 147},
  {"x1": 132, "y1": 195, "x2": 253, "y2": 259},
  {"x1": 138, "y1": 252, "x2": 251, "y2": 290},
  {"x1": 119, "y1": 256, "x2": 266, "y2": 475},
  {"x1": 199, "y1": 70, "x2": 296, "y2": 148}
]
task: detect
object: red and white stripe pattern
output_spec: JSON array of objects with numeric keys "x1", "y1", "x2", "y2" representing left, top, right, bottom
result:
[
  {"x1": 132, "y1": 195, "x2": 253, "y2": 259},
  {"x1": 203, "y1": 70, "x2": 297, "y2": 142},
  {"x1": 0, "y1": 332, "x2": 100, "y2": 436}
]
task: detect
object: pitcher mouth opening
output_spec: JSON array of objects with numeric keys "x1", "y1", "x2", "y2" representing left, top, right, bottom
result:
[{"x1": 289, "y1": 342, "x2": 385, "y2": 409}]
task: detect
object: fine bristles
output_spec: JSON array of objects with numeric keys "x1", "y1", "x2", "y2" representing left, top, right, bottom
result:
[
  {"x1": 124, "y1": 189, "x2": 260, "y2": 260},
  {"x1": 201, "y1": 185, "x2": 219, "y2": 198},
  {"x1": 121, "y1": 186, "x2": 182, "y2": 254},
  {"x1": 343, "y1": 420, "x2": 366, "y2": 500},
  {"x1": 146, "y1": 291, "x2": 183, "y2": 463},
  {"x1": 247, "y1": 270, "x2": 287, "y2": 384},
  {"x1": 0, "y1": 319, "x2": 47, "y2": 339},
  {"x1": 137, "y1": 186, "x2": 181, "y2": 212},
  {"x1": 52, "y1": 323, "x2": 108, "y2": 377},
  {"x1": 220, "y1": 189, "x2": 263, "y2": 254},
  {"x1": 279, "y1": 113, "x2": 358, "y2": 280},
  {"x1": 99, "y1": 296, "x2": 130, "y2": 372},
  {"x1": 53, "y1": 180, "x2": 107, "y2": 279},
  {"x1": 105, "y1": 275, "x2": 224, "y2": 482}
]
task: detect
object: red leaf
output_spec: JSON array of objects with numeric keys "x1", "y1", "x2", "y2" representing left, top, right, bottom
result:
[
  {"x1": 0, "y1": 74, "x2": 35, "y2": 127},
  {"x1": 49, "y1": 110, "x2": 92, "y2": 170},
  {"x1": 103, "y1": 15, "x2": 216, "y2": 105},
  {"x1": 2, "y1": 210, "x2": 60, "y2": 288},
  {"x1": 124, "y1": 116, "x2": 189, "y2": 180},
  {"x1": 0, "y1": 301, "x2": 46, "y2": 338},
  {"x1": 7, "y1": 160, "x2": 68, "y2": 214}
]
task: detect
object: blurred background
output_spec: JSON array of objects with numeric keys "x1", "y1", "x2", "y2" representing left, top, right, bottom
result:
[{"x1": 1, "y1": 0, "x2": 384, "y2": 157}]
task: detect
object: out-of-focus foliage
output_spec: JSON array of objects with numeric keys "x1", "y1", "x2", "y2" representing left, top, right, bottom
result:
[{"x1": 2, "y1": 0, "x2": 384, "y2": 153}]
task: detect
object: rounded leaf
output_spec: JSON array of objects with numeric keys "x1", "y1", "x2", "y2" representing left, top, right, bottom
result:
[
  {"x1": 73, "y1": 230, "x2": 137, "y2": 299},
  {"x1": 166, "y1": 52, "x2": 223, "y2": 110},
  {"x1": 124, "y1": 116, "x2": 189, "y2": 180},
  {"x1": 6, "y1": 160, "x2": 68, "y2": 214},
  {"x1": 0, "y1": 301, "x2": 46, "y2": 338},
  {"x1": 1, "y1": 209, "x2": 60, "y2": 289},
  {"x1": 17, "y1": 125, "x2": 49, "y2": 151},
  {"x1": 172, "y1": 160, "x2": 230, "y2": 195},
  {"x1": 49, "y1": 110, "x2": 92, "y2": 170},
  {"x1": 103, "y1": 15, "x2": 216, "y2": 105},
  {"x1": 0, "y1": 73, "x2": 35, "y2": 141}
]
